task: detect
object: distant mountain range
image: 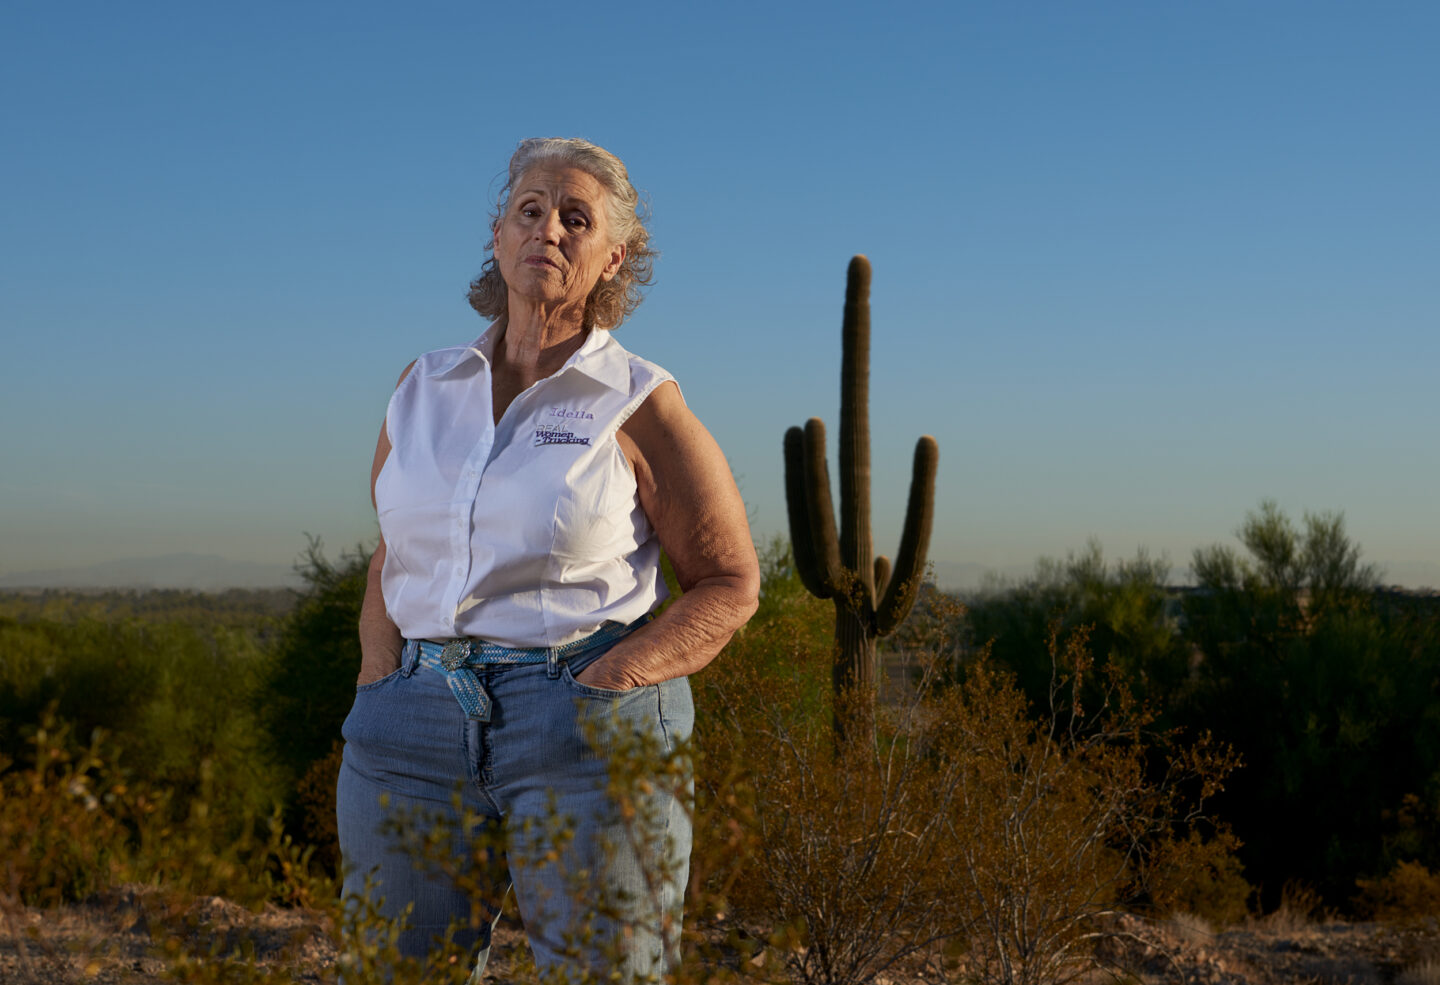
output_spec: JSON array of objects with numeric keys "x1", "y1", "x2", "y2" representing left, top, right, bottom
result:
[
  {"x1": 2, "y1": 554, "x2": 1434, "y2": 594},
  {"x1": 0, "y1": 553, "x2": 303, "y2": 591}
]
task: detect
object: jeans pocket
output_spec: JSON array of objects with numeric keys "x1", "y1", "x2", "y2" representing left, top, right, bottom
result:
[
  {"x1": 559, "y1": 661, "x2": 640, "y2": 699},
  {"x1": 355, "y1": 667, "x2": 403, "y2": 692}
]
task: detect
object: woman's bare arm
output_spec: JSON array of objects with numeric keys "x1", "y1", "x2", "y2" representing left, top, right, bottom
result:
[
  {"x1": 356, "y1": 364, "x2": 412, "y2": 685},
  {"x1": 574, "y1": 381, "x2": 760, "y2": 690}
]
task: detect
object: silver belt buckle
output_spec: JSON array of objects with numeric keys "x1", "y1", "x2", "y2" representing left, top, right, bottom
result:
[{"x1": 440, "y1": 639, "x2": 472, "y2": 670}]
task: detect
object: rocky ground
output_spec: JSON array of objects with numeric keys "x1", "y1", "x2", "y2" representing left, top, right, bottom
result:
[{"x1": 3, "y1": 889, "x2": 1438, "y2": 984}]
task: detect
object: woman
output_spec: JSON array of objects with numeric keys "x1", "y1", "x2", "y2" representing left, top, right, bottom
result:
[{"x1": 337, "y1": 137, "x2": 760, "y2": 980}]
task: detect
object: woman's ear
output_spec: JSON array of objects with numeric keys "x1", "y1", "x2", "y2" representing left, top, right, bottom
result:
[{"x1": 601, "y1": 243, "x2": 626, "y2": 281}]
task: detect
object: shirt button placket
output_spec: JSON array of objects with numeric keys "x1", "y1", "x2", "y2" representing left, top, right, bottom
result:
[{"x1": 455, "y1": 463, "x2": 480, "y2": 578}]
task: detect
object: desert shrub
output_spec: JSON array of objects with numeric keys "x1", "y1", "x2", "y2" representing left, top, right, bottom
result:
[
  {"x1": 0, "y1": 709, "x2": 356, "y2": 982},
  {"x1": 0, "y1": 715, "x2": 141, "y2": 907},
  {"x1": 935, "y1": 631, "x2": 1238, "y2": 985},
  {"x1": 1144, "y1": 829, "x2": 1250, "y2": 925},
  {"x1": 1355, "y1": 860, "x2": 1440, "y2": 924},
  {"x1": 694, "y1": 586, "x2": 1239, "y2": 985},
  {"x1": 0, "y1": 707, "x2": 333, "y2": 903},
  {"x1": 294, "y1": 738, "x2": 346, "y2": 874}
]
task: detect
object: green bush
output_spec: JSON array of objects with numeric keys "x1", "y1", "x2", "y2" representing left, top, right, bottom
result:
[
  {"x1": 1182, "y1": 502, "x2": 1440, "y2": 908},
  {"x1": 249, "y1": 537, "x2": 372, "y2": 865},
  {"x1": 952, "y1": 503, "x2": 1440, "y2": 915},
  {"x1": 253, "y1": 538, "x2": 371, "y2": 796},
  {"x1": 0, "y1": 611, "x2": 284, "y2": 835},
  {"x1": 956, "y1": 541, "x2": 1191, "y2": 724}
]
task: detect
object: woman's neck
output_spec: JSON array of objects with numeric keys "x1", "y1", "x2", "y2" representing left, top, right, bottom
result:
[
  {"x1": 489, "y1": 307, "x2": 592, "y2": 424},
  {"x1": 498, "y1": 303, "x2": 588, "y2": 376}
]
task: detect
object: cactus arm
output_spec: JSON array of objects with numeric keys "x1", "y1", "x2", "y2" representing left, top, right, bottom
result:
[
  {"x1": 875, "y1": 435, "x2": 939, "y2": 636},
  {"x1": 873, "y1": 555, "x2": 892, "y2": 602},
  {"x1": 801, "y1": 417, "x2": 845, "y2": 596},
  {"x1": 783, "y1": 425, "x2": 834, "y2": 599},
  {"x1": 839, "y1": 255, "x2": 874, "y2": 605}
]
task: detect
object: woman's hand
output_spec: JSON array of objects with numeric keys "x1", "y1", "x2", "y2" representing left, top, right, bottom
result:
[
  {"x1": 573, "y1": 381, "x2": 759, "y2": 688},
  {"x1": 571, "y1": 654, "x2": 644, "y2": 691}
]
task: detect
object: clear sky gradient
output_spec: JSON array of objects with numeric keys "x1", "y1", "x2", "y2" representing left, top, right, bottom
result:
[{"x1": 3, "y1": 1, "x2": 1436, "y2": 587}]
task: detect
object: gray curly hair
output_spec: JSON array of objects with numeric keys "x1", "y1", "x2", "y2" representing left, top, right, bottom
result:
[{"x1": 467, "y1": 137, "x2": 655, "y2": 331}]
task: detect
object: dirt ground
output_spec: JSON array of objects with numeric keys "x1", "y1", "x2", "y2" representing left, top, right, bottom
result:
[{"x1": 3, "y1": 889, "x2": 1437, "y2": 984}]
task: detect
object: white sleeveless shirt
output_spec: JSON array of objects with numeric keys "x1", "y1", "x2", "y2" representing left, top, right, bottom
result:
[{"x1": 375, "y1": 325, "x2": 673, "y2": 647}]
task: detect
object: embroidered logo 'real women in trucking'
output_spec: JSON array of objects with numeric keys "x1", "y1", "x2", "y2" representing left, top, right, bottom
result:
[{"x1": 534, "y1": 408, "x2": 595, "y2": 446}]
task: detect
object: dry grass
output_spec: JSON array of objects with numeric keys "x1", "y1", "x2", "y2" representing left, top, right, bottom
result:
[
  {"x1": 1166, "y1": 911, "x2": 1215, "y2": 946},
  {"x1": 1399, "y1": 959, "x2": 1440, "y2": 985}
]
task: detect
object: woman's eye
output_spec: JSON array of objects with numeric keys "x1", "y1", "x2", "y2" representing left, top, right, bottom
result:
[{"x1": 566, "y1": 215, "x2": 589, "y2": 229}]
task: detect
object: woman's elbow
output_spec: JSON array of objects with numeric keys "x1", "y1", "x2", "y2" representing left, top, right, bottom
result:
[
  {"x1": 726, "y1": 560, "x2": 761, "y2": 629},
  {"x1": 688, "y1": 565, "x2": 759, "y2": 634}
]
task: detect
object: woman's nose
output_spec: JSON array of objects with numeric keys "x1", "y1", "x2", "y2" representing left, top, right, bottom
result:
[{"x1": 536, "y1": 210, "x2": 564, "y2": 242}]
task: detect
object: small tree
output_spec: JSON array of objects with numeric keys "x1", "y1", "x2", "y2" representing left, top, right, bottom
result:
[{"x1": 1191, "y1": 498, "x2": 1379, "y2": 623}]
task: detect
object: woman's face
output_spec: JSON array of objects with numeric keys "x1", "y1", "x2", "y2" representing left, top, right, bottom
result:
[{"x1": 493, "y1": 165, "x2": 626, "y2": 319}]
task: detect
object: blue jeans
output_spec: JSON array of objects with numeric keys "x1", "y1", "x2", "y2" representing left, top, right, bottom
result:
[{"x1": 336, "y1": 620, "x2": 694, "y2": 982}]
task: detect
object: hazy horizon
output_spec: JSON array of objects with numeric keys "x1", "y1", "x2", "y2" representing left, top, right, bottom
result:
[{"x1": 4, "y1": 549, "x2": 1437, "y2": 596}]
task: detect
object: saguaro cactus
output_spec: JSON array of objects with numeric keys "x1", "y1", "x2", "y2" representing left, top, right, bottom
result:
[{"x1": 784, "y1": 255, "x2": 939, "y2": 707}]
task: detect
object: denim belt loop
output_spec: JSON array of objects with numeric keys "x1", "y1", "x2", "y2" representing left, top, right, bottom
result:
[
  {"x1": 546, "y1": 648, "x2": 561, "y2": 680},
  {"x1": 400, "y1": 638, "x2": 421, "y2": 678}
]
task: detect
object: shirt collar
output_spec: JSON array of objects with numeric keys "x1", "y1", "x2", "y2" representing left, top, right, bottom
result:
[
  {"x1": 566, "y1": 328, "x2": 631, "y2": 394},
  {"x1": 424, "y1": 324, "x2": 630, "y2": 394},
  {"x1": 421, "y1": 326, "x2": 495, "y2": 379}
]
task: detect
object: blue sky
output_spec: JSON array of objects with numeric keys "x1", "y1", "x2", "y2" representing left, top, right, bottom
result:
[{"x1": 2, "y1": 1, "x2": 1437, "y2": 587}]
